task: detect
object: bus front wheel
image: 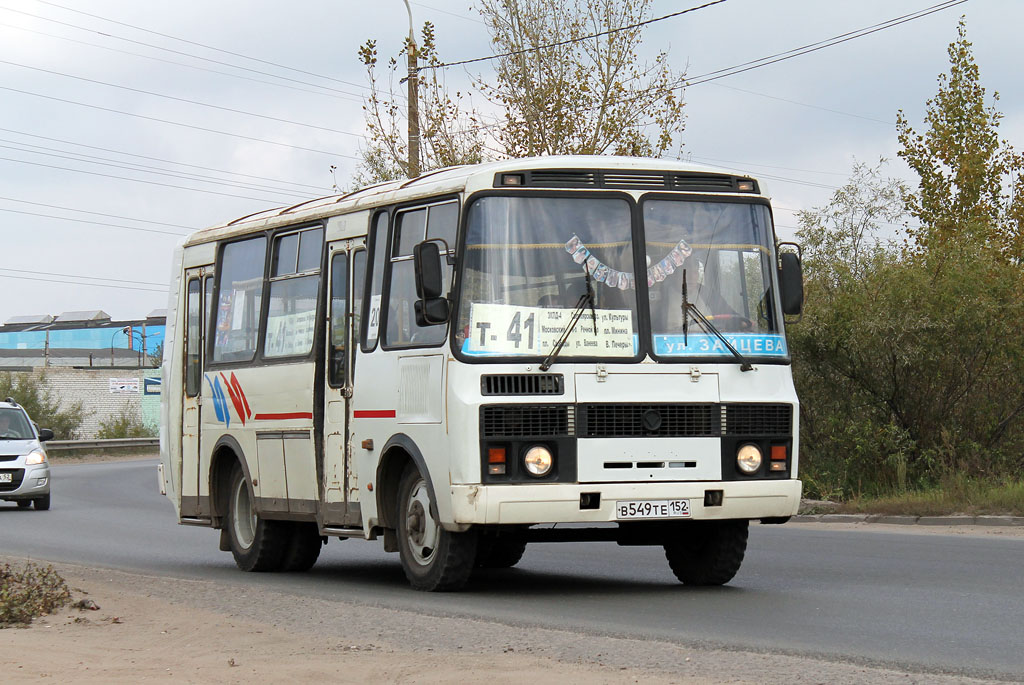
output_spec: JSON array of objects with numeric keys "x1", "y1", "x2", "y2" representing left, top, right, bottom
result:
[
  {"x1": 396, "y1": 464, "x2": 477, "y2": 591},
  {"x1": 226, "y1": 464, "x2": 287, "y2": 572},
  {"x1": 664, "y1": 520, "x2": 748, "y2": 586}
]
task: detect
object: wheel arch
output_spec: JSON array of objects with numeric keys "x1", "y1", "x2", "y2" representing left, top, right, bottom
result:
[
  {"x1": 209, "y1": 434, "x2": 253, "y2": 527},
  {"x1": 375, "y1": 433, "x2": 437, "y2": 530}
]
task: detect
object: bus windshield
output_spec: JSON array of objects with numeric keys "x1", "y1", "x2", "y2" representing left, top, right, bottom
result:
[
  {"x1": 457, "y1": 195, "x2": 641, "y2": 359},
  {"x1": 642, "y1": 199, "x2": 786, "y2": 359}
]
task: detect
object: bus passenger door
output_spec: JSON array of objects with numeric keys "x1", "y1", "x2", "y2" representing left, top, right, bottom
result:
[
  {"x1": 322, "y1": 241, "x2": 365, "y2": 527},
  {"x1": 180, "y1": 268, "x2": 208, "y2": 518}
]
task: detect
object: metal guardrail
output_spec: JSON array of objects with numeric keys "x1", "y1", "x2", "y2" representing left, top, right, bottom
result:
[{"x1": 46, "y1": 437, "x2": 159, "y2": 452}]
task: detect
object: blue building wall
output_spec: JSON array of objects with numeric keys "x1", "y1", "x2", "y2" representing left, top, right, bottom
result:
[{"x1": 0, "y1": 325, "x2": 165, "y2": 353}]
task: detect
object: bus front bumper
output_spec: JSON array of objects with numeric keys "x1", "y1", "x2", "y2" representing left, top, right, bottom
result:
[{"x1": 447, "y1": 479, "x2": 802, "y2": 526}]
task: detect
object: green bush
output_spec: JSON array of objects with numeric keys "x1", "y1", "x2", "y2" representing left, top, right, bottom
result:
[
  {"x1": 96, "y1": 405, "x2": 157, "y2": 439},
  {"x1": 0, "y1": 372, "x2": 86, "y2": 440},
  {"x1": 0, "y1": 562, "x2": 71, "y2": 626}
]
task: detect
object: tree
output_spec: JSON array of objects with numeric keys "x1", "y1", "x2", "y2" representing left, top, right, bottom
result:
[
  {"x1": 896, "y1": 18, "x2": 1024, "y2": 263},
  {"x1": 796, "y1": 159, "x2": 905, "y2": 288},
  {"x1": 476, "y1": 0, "x2": 685, "y2": 158},
  {"x1": 355, "y1": 0, "x2": 687, "y2": 184},
  {"x1": 0, "y1": 372, "x2": 86, "y2": 440},
  {"x1": 356, "y1": 22, "x2": 486, "y2": 186}
]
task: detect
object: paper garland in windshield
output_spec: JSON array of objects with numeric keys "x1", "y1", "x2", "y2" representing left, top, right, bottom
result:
[{"x1": 565, "y1": 234, "x2": 692, "y2": 289}]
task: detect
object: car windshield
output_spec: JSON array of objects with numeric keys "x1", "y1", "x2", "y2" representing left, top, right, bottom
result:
[
  {"x1": 457, "y1": 195, "x2": 640, "y2": 359},
  {"x1": 642, "y1": 199, "x2": 786, "y2": 359},
  {"x1": 0, "y1": 408, "x2": 33, "y2": 439}
]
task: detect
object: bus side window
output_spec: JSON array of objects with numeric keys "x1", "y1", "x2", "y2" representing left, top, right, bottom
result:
[
  {"x1": 185, "y1": 279, "x2": 201, "y2": 397},
  {"x1": 211, "y1": 236, "x2": 266, "y2": 364},
  {"x1": 329, "y1": 252, "x2": 348, "y2": 387},
  {"x1": 363, "y1": 212, "x2": 388, "y2": 351},
  {"x1": 384, "y1": 201, "x2": 456, "y2": 348},
  {"x1": 351, "y1": 249, "x2": 366, "y2": 379},
  {"x1": 263, "y1": 227, "x2": 323, "y2": 359}
]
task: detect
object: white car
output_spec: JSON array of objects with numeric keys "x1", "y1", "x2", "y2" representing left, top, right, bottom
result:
[{"x1": 0, "y1": 398, "x2": 53, "y2": 510}]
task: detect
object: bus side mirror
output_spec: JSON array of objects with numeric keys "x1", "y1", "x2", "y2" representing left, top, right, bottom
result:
[
  {"x1": 413, "y1": 241, "x2": 450, "y2": 326},
  {"x1": 778, "y1": 251, "x2": 804, "y2": 317}
]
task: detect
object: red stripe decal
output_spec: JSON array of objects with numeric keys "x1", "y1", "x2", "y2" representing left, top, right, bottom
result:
[
  {"x1": 229, "y1": 372, "x2": 252, "y2": 418},
  {"x1": 353, "y1": 410, "x2": 397, "y2": 419},
  {"x1": 253, "y1": 412, "x2": 313, "y2": 420},
  {"x1": 220, "y1": 372, "x2": 247, "y2": 426}
]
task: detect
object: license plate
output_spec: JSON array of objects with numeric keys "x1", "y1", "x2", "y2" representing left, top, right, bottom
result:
[
  {"x1": 0, "y1": 473, "x2": 12, "y2": 483},
  {"x1": 616, "y1": 499, "x2": 690, "y2": 520}
]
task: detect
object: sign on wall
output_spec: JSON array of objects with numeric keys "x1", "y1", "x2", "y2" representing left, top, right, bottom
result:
[{"x1": 109, "y1": 378, "x2": 140, "y2": 394}]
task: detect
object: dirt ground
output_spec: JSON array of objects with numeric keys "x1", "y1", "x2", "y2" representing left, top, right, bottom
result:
[{"x1": 0, "y1": 559, "x2": 1012, "y2": 684}]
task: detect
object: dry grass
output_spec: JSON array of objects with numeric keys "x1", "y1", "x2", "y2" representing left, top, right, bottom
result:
[
  {"x1": 837, "y1": 479, "x2": 1024, "y2": 517},
  {"x1": 0, "y1": 561, "x2": 71, "y2": 626}
]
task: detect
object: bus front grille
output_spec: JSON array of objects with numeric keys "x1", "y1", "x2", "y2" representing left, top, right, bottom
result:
[
  {"x1": 481, "y1": 374, "x2": 564, "y2": 396},
  {"x1": 724, "y1": 404, "x2": 793, "y2": 436},
  {"x1": 480, "y1": 405, "x2": 570, "y2": 437},
  {"x1": 578, "y1": 403, "x2": 718, "y2": 438}
]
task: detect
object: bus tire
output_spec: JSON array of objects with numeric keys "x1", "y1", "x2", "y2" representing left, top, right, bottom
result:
[
  {"x1": 475, "y1": 533, "x2": 527, "y2": 569},
  {"x1": 281, "y1": 522, "x2": 323, "y2": 572},
  {"x1": 664, "y1": 520, "x2": 748, "y2": 586},
  {"x1": 226, "y1": 464, "x2": 287, "y2": 572},
  {"x1": 396, "y1": 464, "x2": 477, "y2": 591}
]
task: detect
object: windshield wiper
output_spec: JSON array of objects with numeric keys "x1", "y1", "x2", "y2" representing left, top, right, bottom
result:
[
  {"x1": 682, "y1": 269, "x2": 753, "y2": 372},
  {"x1": 540, "y1": 266, "x2": 597, "y2": 371}
]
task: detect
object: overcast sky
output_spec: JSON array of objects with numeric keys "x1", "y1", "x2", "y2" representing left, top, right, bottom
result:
[{"x1": 0, "y1": 0, "x2": 1019, "y2": 323}]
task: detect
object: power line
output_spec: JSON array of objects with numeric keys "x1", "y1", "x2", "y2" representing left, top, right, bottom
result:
[
  {"x1": 707, "y1": 83, "x2": 895, "y2": 126},
  {"x1": 0, "y1": 272, "x2": 166, "y2": 293},
  {"x1": 0, "y1": 86, "x2": 358, "y2": 159},
  {"x1": 0, "y1": 21, "x2": 366, "y2": 104},
  {"x1": 0, "y1": 207, "x2": 189, "y2": 237},
  {"x1": 0, "y1": 265, "x2": 167, "y2": 287},
  {"x1": 0, "y1": 4, "x2": 369, "y2": 100},
  {"x1": 0, "y1": 59, "x2": 365, "y2": 139},
  {"x1": 0, "y1": 195, "x2": 197, "y2": 230},
  {"x1": 0, "y1": 127, "x2": 329, "y2": 192},
  {"x1": 0, "y1": 155, "x2": 294, "y2": 205},
  {"x1": 0, "y1": 141, "x2": 315, "y2": 199},
  {"x1": 411, "y1": 1, "x2": 486, "y2": 26},
  {"x1": 682, "y1": 0, "x2": 968, "y2": 87},
  {"x1": 423, "y1": 0, "x2": 728, "y2": 72},
  {"x1": 30, "y1": 0, "x2": 372, "y2": 93}
]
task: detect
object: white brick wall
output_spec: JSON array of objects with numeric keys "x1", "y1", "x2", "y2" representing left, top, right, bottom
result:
[{"x1": 21, "y1": 368, "x2": 161, "y2": 439}]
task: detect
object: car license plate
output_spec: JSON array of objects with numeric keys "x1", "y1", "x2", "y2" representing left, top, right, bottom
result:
[
  {"x1": 616, "y1": 499, "x2": 690, "y2": 520},
  {"x1": 0, "y1": 473, "x2": 12, "y2": 483}
]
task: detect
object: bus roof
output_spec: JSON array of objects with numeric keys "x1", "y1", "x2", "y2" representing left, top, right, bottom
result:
[{"x1": 183, "y1": 155, "x2": 766, "y2": 247}]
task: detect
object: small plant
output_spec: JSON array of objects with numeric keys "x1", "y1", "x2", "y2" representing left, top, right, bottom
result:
[
  {"x1": 0, "y1": 562, "x2": 71, "y2": 626},
  {"x1": 96, "y1": 406, "x2": 157, "y2": 439}
]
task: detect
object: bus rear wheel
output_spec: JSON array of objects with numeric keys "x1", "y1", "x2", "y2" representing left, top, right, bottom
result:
[
  {"x1": 396, "y1": 464, "x2": 477, "y2": 591},
  {"x1": 663, "y1": 520, "x2": 748, "y2": 586},
  {"x1": 282, "y1": 522, "x2": 323, "y2": 572},
  {"x1": 226, "y1": 464, "x2": 287, "y2": 572}
]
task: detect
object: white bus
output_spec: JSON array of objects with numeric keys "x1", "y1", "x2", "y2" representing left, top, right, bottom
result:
[{"x1": 159, "y1": 155, "x2": 805, "y2": 591}]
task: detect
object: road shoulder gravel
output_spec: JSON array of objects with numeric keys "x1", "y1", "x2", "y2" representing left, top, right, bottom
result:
[{"x1": 0, "y1": 557, "x2": 1013, "y2": 684}]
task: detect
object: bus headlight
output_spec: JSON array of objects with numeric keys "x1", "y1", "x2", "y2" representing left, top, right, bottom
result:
[
  {"x1": 523, "y1": 446, "x2": 553, "y2": 477},
  {"x1": 736, "y1": 444, "x2": 762, "y2": 474}
]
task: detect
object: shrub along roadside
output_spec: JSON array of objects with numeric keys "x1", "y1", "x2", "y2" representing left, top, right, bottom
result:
[
  {"x1": 834, "y1": 478, "x2": 1024, "y2": 518},
  {"x1": 0, "y1": 562, "x2": 71, "y2": 626}
]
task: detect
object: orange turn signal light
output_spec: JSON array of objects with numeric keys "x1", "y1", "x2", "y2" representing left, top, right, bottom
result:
[
  {"x1": 488, "y1": 447, "x2": 506, "y2": 464},
  {"x1": 771, "y1": 445, "x2": 787, "y2": 461}
]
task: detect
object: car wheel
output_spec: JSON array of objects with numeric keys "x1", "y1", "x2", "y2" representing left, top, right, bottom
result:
[
  {"x1": 17, "y1": 499, "x2": 32, "y2": 509},
  {"x1": 33, "y1": 495, "x2": 50, "y2": 511},
  {"x1": 226, "y1": 464, "x2": 287, "y2": 572},
  {"x1": 663, "y1": 520, "x2": 748, "y2": 586},
  {"x1": 396, "y1": 464, "x2": 477, "y2": 591},
  {"x1": 281, "y1": 522, "x2": 323, "y2": 572}
]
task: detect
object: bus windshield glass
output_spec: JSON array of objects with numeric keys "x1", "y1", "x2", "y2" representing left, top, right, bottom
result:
[
  {"x1": 457, "y1": 196, "x2": 640, "y2": 359},
  {"x1": 642, "y1": 199, "x2": 786, "y2": 359}
]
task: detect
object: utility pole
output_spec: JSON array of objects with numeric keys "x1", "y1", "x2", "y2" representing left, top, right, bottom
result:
[{"x1": 403, "y1": 0, "x2": 420, "y2": 178}]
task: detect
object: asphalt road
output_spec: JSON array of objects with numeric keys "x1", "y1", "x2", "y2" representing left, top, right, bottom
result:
[{"x1": 2, "y1": 459, "x2": 1022, "y2": 680}]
